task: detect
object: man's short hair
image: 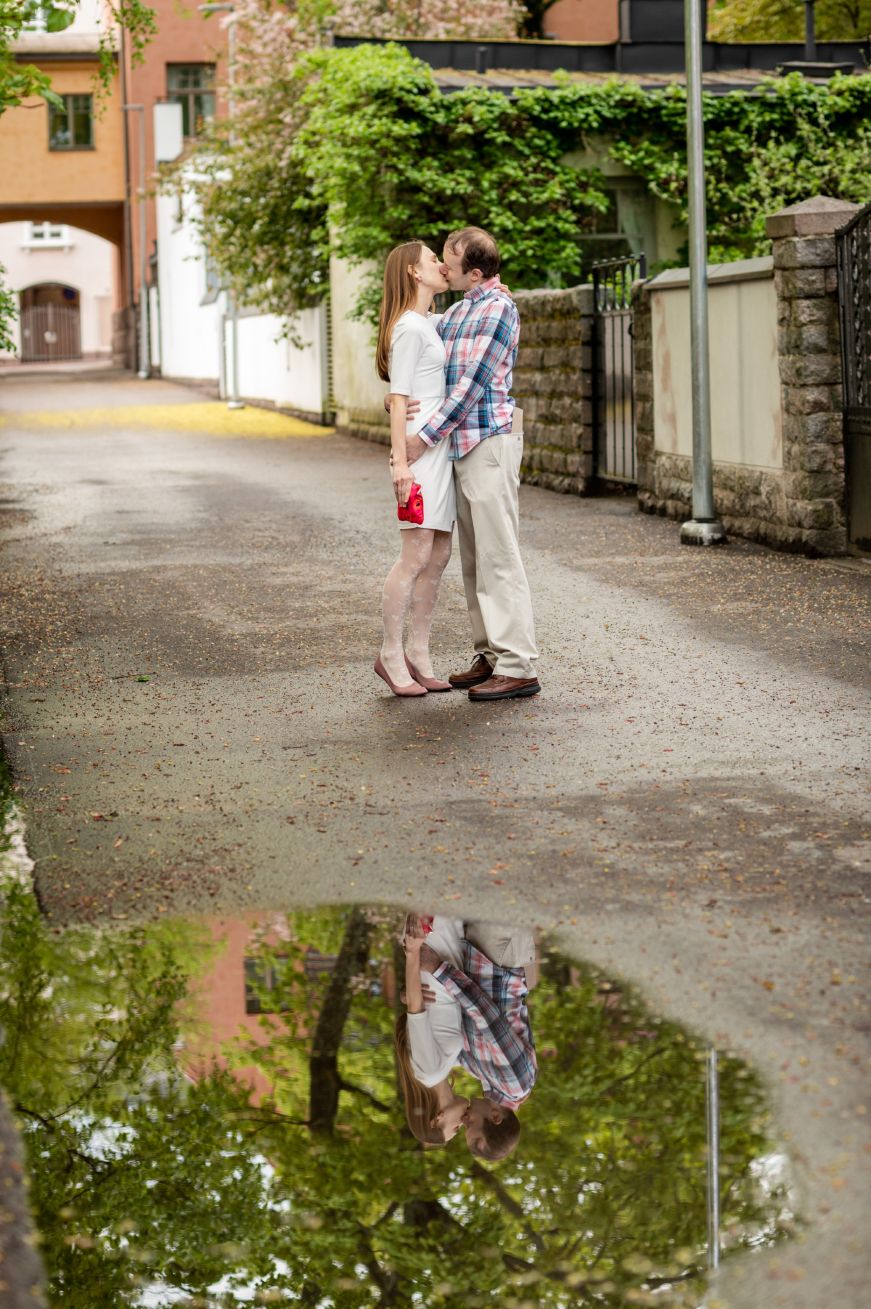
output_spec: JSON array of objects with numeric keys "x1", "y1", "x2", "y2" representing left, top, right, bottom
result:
[
  {"x1": 471, "y1": 1109, "x2": 520, "y2": 1161},
  {"x1": 446, "y1": 226, "x2": 501, "y2": 280}
]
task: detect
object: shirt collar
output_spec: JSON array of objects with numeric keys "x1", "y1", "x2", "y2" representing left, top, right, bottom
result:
[{"x1": 464, "y1": 276, "x2": 501, "y2": 302}]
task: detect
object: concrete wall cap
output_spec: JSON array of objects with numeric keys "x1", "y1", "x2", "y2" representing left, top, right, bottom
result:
[
  {"x1": 765, "y1": 196, "x2": 861, "y2": 239},
  {"x1": 648, "y1": 256, "x2": 773, "y2": 292}
]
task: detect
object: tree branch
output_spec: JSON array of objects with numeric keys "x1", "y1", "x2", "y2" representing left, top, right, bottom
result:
[{"x1": 338, "y1": 1078, "x2": 391, "y2": 1113}]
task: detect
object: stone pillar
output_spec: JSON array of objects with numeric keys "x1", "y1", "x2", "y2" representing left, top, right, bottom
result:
[
  {"x1": 112, "y1": 306, "x2": 136, "y2": 371},
  {"x1": 512, "y1": 285, "x2": 595, "y2": 495},
  {"x1": 765, "y1": 195, "x2": 859, "y2": 555}
]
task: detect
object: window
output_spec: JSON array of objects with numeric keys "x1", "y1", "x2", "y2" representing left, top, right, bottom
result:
[
  {"x1": 579, "y1": 185, "x2": 657, "y2": 277},
  {"x1": 24, "y1": 222, "x2": 70, "y2": 247},
  {"x1": 201, "y1": 246, "x2": 221, "y2": 304},
  {"x1": 48, "y1": 94, "x2": 93, "y2": 150},
  {"x1": 167, "y1": 64, "x2": 216, "y2": 138}
]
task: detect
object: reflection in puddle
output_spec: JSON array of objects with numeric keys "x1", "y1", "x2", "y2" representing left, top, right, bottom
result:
[{"x1": 0, "y1": 890, "x2": 796, "y2": 1307}]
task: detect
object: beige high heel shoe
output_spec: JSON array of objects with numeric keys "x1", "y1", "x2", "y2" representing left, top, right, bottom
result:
[
  {"x1": 405, "y1": 656, "x2": 453, "y2": 692},
  {"x1": 374, "y1": 656, "x2": 427, "y2": 697}
]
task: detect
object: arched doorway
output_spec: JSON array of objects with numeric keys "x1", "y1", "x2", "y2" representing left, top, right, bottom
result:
[{"x1": 20, "y1": 283, "x2": 82, "y2": 362}]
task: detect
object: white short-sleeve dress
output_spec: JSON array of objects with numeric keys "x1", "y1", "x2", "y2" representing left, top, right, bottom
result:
[
  {"x1": 388, "y1": 311, "x2": 456, "y2": 533},
  {"x1": 406, "y1": 915, "x2": 464, "y2": 1088}
]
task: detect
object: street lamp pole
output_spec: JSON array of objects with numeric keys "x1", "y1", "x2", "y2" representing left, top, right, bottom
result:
[
  {"x1": 200, "y1": 2, "x2": 244, "y2": 410},
  {"x1": 679, "y1": 0, "x2": 726, "y2": 547},
  {"x1": 804, "y1": 1, "x2": 817, "y2": 62},
  {"x1": 122, "y1": 103, "x2": 149, "y2": 379},
  {"x1": 706, "y1": 1048, "x2": 721, "y2": 1270}
]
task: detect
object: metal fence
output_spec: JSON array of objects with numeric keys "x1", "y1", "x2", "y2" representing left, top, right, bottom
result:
[
  {"x1": 836, "y1": 202, "x2": 871, "y2": 551},
  {"x1": 20, "y1": 304, "x2": 82, "y2": 363},
  {"x1": 591, "y1": 253, "x2": 647, "y2": 485}
]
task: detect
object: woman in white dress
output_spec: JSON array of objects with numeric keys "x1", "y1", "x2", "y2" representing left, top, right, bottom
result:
[
  {"x1": 394, "y1": 914, "x2": 470, "y2": 1145},
  {"x1": 373, "y1": 242, "x2": 456, "y2": 697}
]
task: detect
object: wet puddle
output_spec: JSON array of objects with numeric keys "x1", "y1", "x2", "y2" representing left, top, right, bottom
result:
[{"x1": 0, "y1": 882, "x2": 797, "y2": 1307}]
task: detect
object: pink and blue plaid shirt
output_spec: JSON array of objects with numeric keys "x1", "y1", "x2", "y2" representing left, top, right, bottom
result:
[
  {"x1": 418, "y1": 278, "x2": 519, "y2": 461},
  {"x1": 433, "y1": 941, "x2": 537, "y2": 1109}
]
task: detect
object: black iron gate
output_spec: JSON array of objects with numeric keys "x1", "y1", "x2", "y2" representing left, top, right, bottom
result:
[
  {"x1": 836, "y1": 203, "x2": 871, "y2": 551},
  {"x1": 591, "y1": 253, "x2": 646, "y2": 485}
]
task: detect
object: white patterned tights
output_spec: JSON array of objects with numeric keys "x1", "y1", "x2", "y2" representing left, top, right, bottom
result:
[{"x1": 380, "y1": 528, "x2": 453, "y2": 686}]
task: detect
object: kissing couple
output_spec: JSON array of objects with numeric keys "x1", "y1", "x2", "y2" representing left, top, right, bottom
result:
[{"x1": 373, "y1": 227, "x2": 540, "y2": 703}]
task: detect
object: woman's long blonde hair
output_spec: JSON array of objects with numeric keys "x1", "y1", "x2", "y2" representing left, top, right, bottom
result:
[
  {"x1": 394, "y1": 1013, "x2": 446, "y2": 1145},
  {"x1": 375, "y1": 240, "x2": 424, "y2": 382}
]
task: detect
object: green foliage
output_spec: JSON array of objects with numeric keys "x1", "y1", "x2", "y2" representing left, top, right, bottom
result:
[
  {"x1": 0, "y1": 264, "x2": 13, "y2": 353},
  {"x1": 0, "y1": 1, "x2": 55, "y2": 115},
  {"x1": 708, "y1": 0, "x2": 871, "y2": 41},
  {"x1": 294, "y1": 45, "x2": 610, "y2": 320},
  {"x1": 183, "y1": 43, "x2": 871, "y2": 327},
  {"x1": 23, "y1": 2, "x2": 76, "y2": 34}
]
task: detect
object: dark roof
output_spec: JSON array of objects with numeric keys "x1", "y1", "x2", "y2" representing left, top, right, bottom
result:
[{"x1": 333, "y1": 35, "x2": 869, "y2": 87}]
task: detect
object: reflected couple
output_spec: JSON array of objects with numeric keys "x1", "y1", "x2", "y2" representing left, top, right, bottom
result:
[{"x1": 396, "y1": 913, "x2": 536, "y2": 1158}]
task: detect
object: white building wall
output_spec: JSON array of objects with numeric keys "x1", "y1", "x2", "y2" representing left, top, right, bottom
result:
[
  {"x1": 155, "y1": 190, "x2": 224, "y2": 384},
  {"x1": 156, "y1": 187, "x2": 327, "y2": 419},
  {"x1": 0, "y1": 221, "x2": 117, "y2": 358},
  {"x1": 330, "y1": 256, "x2": 387, "y2": 427},
  {"x1": 232, "y1": 307, "x2": 327, "y2": 419}
]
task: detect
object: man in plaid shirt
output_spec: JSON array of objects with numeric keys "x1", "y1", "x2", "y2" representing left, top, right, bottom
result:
[
  {"x1": 403, "y1": 226, "x2": 540, "y2": 702},
  {"x1": 420, "y1": 934, "x2": 537, "y2": 1161}
]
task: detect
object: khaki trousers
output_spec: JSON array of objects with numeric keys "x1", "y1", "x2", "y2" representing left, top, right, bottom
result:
[
  {"x1": 453, "y1": 416, "x2": 538, "y2": 680},
  {"x1": 464, "y1": 920, "x2": 537, "y2": 970}
]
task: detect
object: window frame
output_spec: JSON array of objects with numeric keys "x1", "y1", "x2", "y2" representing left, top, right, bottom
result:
[
  {"x1": 166, "y1": 63, "x2": 217, "y2": 140},
  {"x1": 24, "y1": 222, "x2": 71, "y2": 248},
  {"x1": 48, "y1": 93, "x2": 95, "y2": 152},
  {"x1": 200, "y1": 245, "x2": 222, "y2": 306}
]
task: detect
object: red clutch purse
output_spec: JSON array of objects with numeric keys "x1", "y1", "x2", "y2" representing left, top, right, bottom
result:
[{"x1": 397, "y1": 482, "x2": 424, "y2": 525}]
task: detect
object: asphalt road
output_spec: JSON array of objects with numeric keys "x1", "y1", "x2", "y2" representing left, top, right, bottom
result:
[{"x1": 1, "y1": 371, "x2": 869, "y2": 1307}]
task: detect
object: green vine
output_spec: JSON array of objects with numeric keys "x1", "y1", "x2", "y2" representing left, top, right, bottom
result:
[{"x1": 183, "y1": 44, "x2": 871, "y2": 323}]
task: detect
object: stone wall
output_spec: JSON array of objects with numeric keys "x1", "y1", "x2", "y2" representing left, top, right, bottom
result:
[
  {"x1": 635, "y1": 196, "x2": 858, "y2": 555},
  {"x1": 112, "y1": 306, "x2": 136, "y2": 370},
  {"x1": 512, "y1": 285, "x2": 595, "y2": 494}
]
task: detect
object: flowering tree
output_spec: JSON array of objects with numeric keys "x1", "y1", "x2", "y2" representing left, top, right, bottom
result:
[{"x1": 230, "y1": 0, "x2": 524, "y2": 83}]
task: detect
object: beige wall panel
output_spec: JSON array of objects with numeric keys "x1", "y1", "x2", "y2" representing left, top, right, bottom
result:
[
  {"x1": 0, "y1": 65, "x2": 125, "y2": 205},
  {"x1": 329, "y1": 256, "x2": 387, "y2": 424},
  {"x1": 651, "y1": 272, "x2": 782, "y2": 471}
]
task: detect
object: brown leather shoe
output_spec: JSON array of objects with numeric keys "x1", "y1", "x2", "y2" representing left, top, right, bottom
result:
[
  {"x1": 468, "y1": 674, "x2": 541, "y2": 701},
  {"x1": 448, "y1": 654, "x2": 493, "y2": 689}
]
